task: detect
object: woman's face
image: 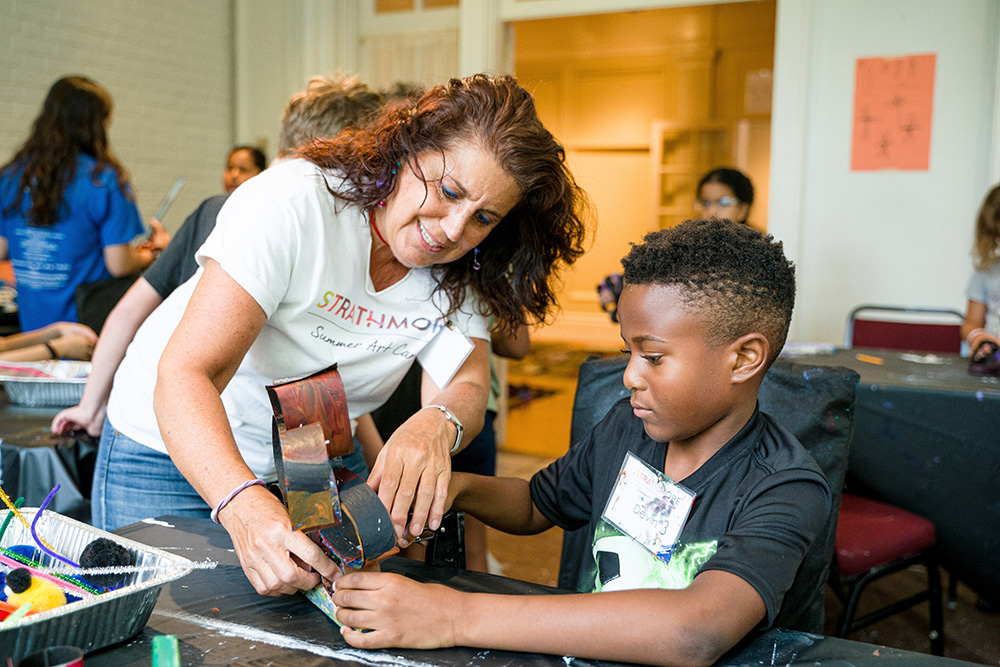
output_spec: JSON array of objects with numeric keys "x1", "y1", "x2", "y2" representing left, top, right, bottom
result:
[
  {"x1": 223, "y1": 149, "x2": 262, "y2": 193},
  {"x1": 376, "y1": 140, "x2": 521, "y2": 269},
  {"x1": 696, "y1": 181, "x2": 749, "y2": 224}
]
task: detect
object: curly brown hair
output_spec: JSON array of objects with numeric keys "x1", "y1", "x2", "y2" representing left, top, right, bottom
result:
[
  {"x1": 1, "y1": 76, "x2": 131, "y2": 227},
  {"x1": 298, "y1": 74, "x2": 591, "y2": 333}
]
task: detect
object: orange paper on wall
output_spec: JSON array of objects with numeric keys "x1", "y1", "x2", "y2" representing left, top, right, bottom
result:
[{"x1": 851, "y1": 53, "x2": 935, "y2": 171}]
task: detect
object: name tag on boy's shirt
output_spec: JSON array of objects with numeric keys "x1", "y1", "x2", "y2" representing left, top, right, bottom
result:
[
  {"x1": 602, "y1": 452, "x2": 696, "y2": 563},
  {"x1": 417, "y1": 321, "x2": 474, "y2": 390}
]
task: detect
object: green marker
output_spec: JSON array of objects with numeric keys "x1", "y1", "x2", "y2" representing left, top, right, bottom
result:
[{"x1": 152, "y1": 634, "x2": 180, "y2": 667}]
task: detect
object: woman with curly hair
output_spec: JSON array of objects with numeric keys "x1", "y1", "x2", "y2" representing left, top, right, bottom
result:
[
  {"x1": 0, "y1": 76, "x2": 168, "y2": 331},
  {"x1": 96, "y1": 74, "x2": 590, "y2": 596}
]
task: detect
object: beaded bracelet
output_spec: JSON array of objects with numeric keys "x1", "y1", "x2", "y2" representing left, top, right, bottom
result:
[{"x1": 211, "y1": 479, "x2": 266, "y2": 524}]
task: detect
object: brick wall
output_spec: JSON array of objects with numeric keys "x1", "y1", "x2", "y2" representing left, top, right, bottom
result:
[{"x1": 0, "y1": 0, "x2": 234, "y2": 232}]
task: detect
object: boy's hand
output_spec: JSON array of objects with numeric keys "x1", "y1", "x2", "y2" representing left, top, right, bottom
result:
[{"x1": 334, "y1": 572, "x2": 461, "y2": 649}]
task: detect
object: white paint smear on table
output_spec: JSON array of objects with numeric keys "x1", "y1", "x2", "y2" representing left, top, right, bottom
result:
[{"x1": 154, "y1": 608, "x2": 442, "y2": 666}]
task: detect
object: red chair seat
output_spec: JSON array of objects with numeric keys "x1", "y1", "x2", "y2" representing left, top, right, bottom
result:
[
  {"x1": 836, "y1": 494, "x2": 937, "y2": 577},
  {"x1": 851, "y1": 319, "x2": 961, "y2": 354}
]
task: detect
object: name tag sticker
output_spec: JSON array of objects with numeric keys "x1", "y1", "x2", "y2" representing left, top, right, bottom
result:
[
  {"x1": 602, "y1": 452, "x2": 696, "y2": 563},
  {"x1": 417, "y1": 321, "x2": 474, "y2": 390}
]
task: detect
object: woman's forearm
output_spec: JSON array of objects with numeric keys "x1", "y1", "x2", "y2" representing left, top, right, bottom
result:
[
  {"x1": 419, "y1": 338, "x2": 492, "y2": 451},
  {"x1": 154, "y1": 363, "x2": 254, "y2": 506}
]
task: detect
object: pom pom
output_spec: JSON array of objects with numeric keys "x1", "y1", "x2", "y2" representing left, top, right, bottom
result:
[
  {"x1": 80, "y1": 538, "x2": 136, "y2": 589},
  {"x1": 5, "y1": 568, "x2": 31, "y2": 594},
  {"x1": 5, "y1": 568, "x2": 66, "y2": 612}
]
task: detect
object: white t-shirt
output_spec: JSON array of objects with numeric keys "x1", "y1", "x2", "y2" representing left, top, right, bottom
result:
[{"x1": 107, "y1": 158, "x2": 489, "y2": 479}]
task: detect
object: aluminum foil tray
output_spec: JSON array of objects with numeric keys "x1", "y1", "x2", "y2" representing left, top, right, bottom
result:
[
  {"x1": 0, "y1": 360, "x2": 89, "y2": 407},
  {"x1": 0, "y1": 509, "x2": 195, "y2": 662}
]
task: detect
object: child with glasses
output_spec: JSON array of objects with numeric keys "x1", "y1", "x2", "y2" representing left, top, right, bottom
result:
[{"x1": 694, "y1": 167, "x2": 753, "y2": 225}]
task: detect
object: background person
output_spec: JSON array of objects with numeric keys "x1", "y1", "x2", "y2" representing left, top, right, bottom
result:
[
  {"x1": 595, "y1": 166, "x2": 756, "y2": 327},
  {"x1": 694, "y1": 166, "x2": 754, "y2": 225},
  {"x1": 0, "y1": 321, "x2": 96, "y2": 362},
  {"x1": 92, "y1": 75, "x2": 588, "y2": 600},
  {"x1": 52, "y1": 76, "x2": 383, "y2": 440},
  {"x1": 0, "y1": 76, "x2": 168, "y2": 332},
  {"x1": 961, "y1": 183, "x2": 1000, "y2": 361},
  {"x1": 223, "y1": 145, "x2": 267, "y2": 193},
  {"x1": 274, "y1": 75, "x2": 384, "y2": 159}
]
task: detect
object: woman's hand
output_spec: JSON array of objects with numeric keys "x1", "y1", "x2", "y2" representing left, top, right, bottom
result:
[
  {"x1": 51, "y1": 403, "x2": 105, "y2": 437},
  {"x1": 368, "y1": 407, "x2": 453, "y2": 545},
  {"x1": 217, "y1": 484, "x2": 340, "y2": 596},
  {"x1": 334, "y1": 571, "x2": 461, "y2": 649}
]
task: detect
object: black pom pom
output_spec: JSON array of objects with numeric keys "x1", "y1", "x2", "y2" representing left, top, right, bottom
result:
[
  {"x1": 80, "y1": 538, "x2": 136, "y2": 588},
  {"x1": 6, "y1": 568, "x2": 31, "y2": 595}
]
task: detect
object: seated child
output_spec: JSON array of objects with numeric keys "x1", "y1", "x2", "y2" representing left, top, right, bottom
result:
[
  {"x1": 962, "y1": 183, "x2": 1000, "y2": 361},
  {"x1": 332, "y1": 219, "x2": 831, "y2": 667}
]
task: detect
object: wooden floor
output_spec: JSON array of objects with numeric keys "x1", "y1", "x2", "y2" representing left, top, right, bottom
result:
[{"x1": 484, "y1": 344, "x2": 1000, "y2": 666}]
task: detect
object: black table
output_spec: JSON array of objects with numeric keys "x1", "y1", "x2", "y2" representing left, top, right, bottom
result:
[
  {"x1": 0, "y1": 390, "x2": 93, "y2": 520},
  {"x1": 780, "y1": 346, "x2": 1000, "y2": 604},
  {"x1": 80, "y1": 516, "x2": 972, "y2": 666}
]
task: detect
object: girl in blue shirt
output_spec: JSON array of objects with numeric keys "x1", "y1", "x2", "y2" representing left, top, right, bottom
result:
[{"x1": 0, "y1": 75, "x2": 168, "y2": 330}]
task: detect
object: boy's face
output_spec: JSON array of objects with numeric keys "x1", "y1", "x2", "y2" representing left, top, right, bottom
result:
[{"x1": 618, "y1": 283, "x2": 737, "y2": 444}]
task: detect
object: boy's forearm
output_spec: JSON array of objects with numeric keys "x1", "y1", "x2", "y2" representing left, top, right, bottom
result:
[
  {"x1": 451, "y1": 473, "x2": 551, "y2": 535},
  {"x1": 449, "y1": 584, "x2": 741, "y2": 667}
]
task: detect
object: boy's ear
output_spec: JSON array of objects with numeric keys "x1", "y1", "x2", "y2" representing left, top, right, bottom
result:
[{"x1": 729, "y1": 332, "x2": 770, "y2": 384}]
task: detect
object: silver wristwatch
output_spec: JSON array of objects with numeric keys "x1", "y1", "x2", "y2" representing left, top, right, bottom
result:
[{"x1": 423, "y1": 404, "x2": 463, "y2": 454}]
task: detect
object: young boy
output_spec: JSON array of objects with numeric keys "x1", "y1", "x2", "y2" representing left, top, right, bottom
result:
[{"x1": 332, "y1": 219, "x2": 831, "y2": 667}]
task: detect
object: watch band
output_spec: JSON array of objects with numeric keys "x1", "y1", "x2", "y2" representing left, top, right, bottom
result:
[{"x1": 423, "y1": 404, "x2": 463, "y2": 454}]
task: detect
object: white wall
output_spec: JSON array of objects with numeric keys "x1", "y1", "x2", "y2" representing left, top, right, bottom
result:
[
  {"x1": 0, "y1": 0, "x2": 234, "y2": 232},
  {"x1": 769, "y1": 0, "x2": 1000, "y2": 344},
  {"x1": 232, "y1": 0, "x2": 1000, "y2": 347}
]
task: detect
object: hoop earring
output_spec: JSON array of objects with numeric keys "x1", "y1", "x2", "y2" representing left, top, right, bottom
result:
[{"x1": 472, "y1": 248, "x2": 481, "y2": 271}]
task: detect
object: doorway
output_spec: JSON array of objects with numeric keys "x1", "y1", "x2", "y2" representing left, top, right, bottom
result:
[{"x1": 513, "y1": 1, "x2": 776, "y2": 348}]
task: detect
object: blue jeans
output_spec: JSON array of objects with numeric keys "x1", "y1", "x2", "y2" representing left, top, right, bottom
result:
[
  {"x1": 92, "y1": 418, "x2": 370, "y2": 531},
  {"x1": 92, "y1": 418, "x2": 211, "y2": 530}
]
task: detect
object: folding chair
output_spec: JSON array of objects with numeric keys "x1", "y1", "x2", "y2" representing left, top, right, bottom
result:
[
  {"x1": 844, "y1": 304, "x2": 964, "y2": 354},
  {"x1": 830, "y1": 494, "x2": 944, "y2": 655}
]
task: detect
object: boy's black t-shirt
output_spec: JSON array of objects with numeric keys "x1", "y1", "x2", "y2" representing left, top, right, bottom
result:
[{"x1": 529, "y1": 399, "x2": 831, "y2": 627}]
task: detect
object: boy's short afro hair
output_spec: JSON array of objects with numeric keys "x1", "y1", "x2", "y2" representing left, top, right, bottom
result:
[{"x1": 621, "y1": 219, "x2": 796, "y2": 362}]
